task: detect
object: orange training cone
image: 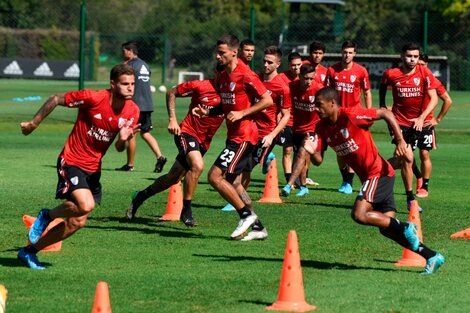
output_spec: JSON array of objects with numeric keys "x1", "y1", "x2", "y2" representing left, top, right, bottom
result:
[
  {"x1": 450, "y1": 227, "x2": 470, "y2": 239},
  {"x1": 267, "y1": 230, "x2": 316, "y2": 312},
  {"x1": 0, "y1": 284, "x2": 7, "y2": 313},
  {"x1": 394, "y1": 200, "x2": 426, "y2": 267},
  {"x1": 22, "y1": 215, "x2": 64, "y2": 252},
  {"x1": 91, "y1": 282, "x2": 112, "y2": 313},
  {"x1": 159, "y1": 181, "x2": 183, "y2": 221},
  {"x1": 257, "y1": 157, "x2": 283, "y2": 203}
]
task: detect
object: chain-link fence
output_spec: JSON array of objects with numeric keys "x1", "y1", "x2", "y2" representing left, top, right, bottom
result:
[{"x1": 1, "y1": 1, "x2": 469, "y2": 90}]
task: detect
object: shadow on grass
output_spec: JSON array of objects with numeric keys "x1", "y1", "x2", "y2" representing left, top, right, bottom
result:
[{"x1": 0, "y1": 254, "x2": 52, "y2": 268}]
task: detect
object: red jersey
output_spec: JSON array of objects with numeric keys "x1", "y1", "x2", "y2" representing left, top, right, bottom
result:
[
  {"x1": 302, "y1": 60, "x2": 327, "y2": 85},
  {"x1": 326, "y1": 62, "x2": 370, "y2": 108},
  {"x1": 290, "y1": 80, "x2": 323, "y2": 134},
  {"x1": 177, "y1": 79, "x2": 224, "y2": 151},
  {"x1": 253, "y1": 74, "x2": 292, "y2": 138},
  {"x1": 423, "y1": 78, "x2": 447, "y2": 121},
  {"x1": 217, "y1": 61, "x2": 268, "y2": 144},
  {"x1": 62, "y1": 89, "x2": 140, "y2": 172},
  {"x1": 381, "y1": 65, "x2": 438, "y2": 127},
  {"x1": 316, "y1": 107, "x2": 394, "y2": 183},
  {"x1": 278, "y1": 70, "x2": 298, "y2": 127}
]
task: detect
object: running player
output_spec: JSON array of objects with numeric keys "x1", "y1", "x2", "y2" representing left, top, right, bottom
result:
[{"x1": 303, "y1": 40, "x2": 328, "y2": 86}]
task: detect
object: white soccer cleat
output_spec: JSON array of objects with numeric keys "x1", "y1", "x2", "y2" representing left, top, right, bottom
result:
[
  {"x1": 230, "y1": 213, "x2": 258, "y2": 239},
  {"x1": 241, "y1": 228, "x2": 268, "y2": 241}
]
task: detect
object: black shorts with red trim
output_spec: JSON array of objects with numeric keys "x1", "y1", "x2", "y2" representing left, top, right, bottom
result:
[
  {"x1": 213, "y1": 140, "x2": 254, "y2": 175},
  {"x1": 247, "y1": 138, "x2": 276, "y2": 172},
  {"x1": 174, "y1": 133, "x2": 207, "y2": 171},
  {"x1": 55, "y1": 156, "x2": 102, "y2": 204},
  {"x1": 417, "y1": 127, "x2": 436, "y2": 151},
  {"x1": 277, "y1": 126, "x2": 293, "y2": 147},
  {"x1": 391, "y1": 125, "x2": 419, "y2": 151},
  {"x1": 293, "y1": 132, "x2": 315, "y2": 152},
  {"x1": 138, "y1": 111, "x2": 153, "y2": 133},
  {"x1": 356, "y1": 175, "x2": 396, "y2": 213}
]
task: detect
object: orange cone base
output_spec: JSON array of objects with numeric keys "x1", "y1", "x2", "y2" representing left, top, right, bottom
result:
[
  {"x1": 394, "y1": 250, "x2": 426, "y2": 267},
  {"x1": 450, "y1": 227, "x2": 470, "y2": 239},
  {"x1": 159, "y1": 214, "x2": 180, "y2": 221},
  {"x1": 23, "y1": 215, "x2": 63, "y2": 252},
  {"x1": 267, "y1": 300, "x2": 316, "y2": 312},
  {"x1": 257, "y1": 197, "x2": 283, "y2": 204}
]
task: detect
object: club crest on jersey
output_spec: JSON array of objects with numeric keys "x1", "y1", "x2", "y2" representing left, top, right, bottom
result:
[
  {"x1": 202, "y1": 97, "x2": 208, "y2": 102},
  {"x1": 309, "y1": 96, "x2": 315, "y2": 103},
  {"x1": 414, "y1": 78, "x2": 420, "y2": 86},
  {"x1": 340, "y1": 128, "x2": 349, "y2": 139},
  {"x1": 118, "y1": 117, "x2": 134, "y2": 128},
  {"x1": 350, "y1": 75, "x2": 356, "y2": 82},
  {"x1": 70, "y1": 176, "x2": 79, "y2": 185},
  {"x1": 321, "y1": 74, "x2": 326, "y2": 81},
  {"x1": 229, "y1": 82, "x2": 236, "y2": 91},
  {"x1": 189, "y1": 141, "x2": 196, "y2": 148}
]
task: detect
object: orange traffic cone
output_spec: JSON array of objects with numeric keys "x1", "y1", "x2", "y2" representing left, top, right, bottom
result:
[
  {"x1": 22, "y1": 215, "x2": 64, "y2": 252},
  {"x1": 257, "y1": 157, "x2": 283, "y2": 203},
  {"x1": 159, "y1": 181, "x2": 183, "y2": 221},
  {"x1": 394, "y1": 200, "x2": 426, "y2": 267},
  {"x1": 0, "y1": 284, "x2": 7, "y2": 313},
  {"x1": 450, "y1": 227, "x2": 470, "y2": 239},
  {"x1": 267, "y1": 230, "x2": 316, "y2": 312},
  {"x1": 91, "y1": 282, "x2": 112, "y2": 313}
]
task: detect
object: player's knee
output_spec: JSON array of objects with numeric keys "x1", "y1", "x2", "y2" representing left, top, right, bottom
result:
[
  {"x1": 66, "y1": 217, "x2": 87, "y2": 231},
  {"x1": 190, "y1": 161, "x2": 204, "y2": 176},
  {"x1": 351, "y1": 210, "x2": 366, "y2": 225}
]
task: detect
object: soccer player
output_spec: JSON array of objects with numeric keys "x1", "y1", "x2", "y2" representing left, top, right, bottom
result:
[
  {"x1": 302, "y1": 40, "x2": 328, "y2": 86},
  {"x1": 281, "y1": 63, "x2": 324, "y2": 197},
  {"x1": 115, "y1": 41, "x2": 167, "y2": 173},
  {"x1": 200, "y1": 35, "x2": 273, "y2": 239},
  {"x1": 239, "y1": 39, "x2": 256, "y2": 66},
  {"x1": 306, "y1": 86, "x2": 444, "y2": 274},
  {"x1": 326, "y1": 40, "x2": 372, "y2": 194},
  {"x1": 379, "y1": 43, "x2": 438, "y2": 211},
  {"x1": 18, "y1": 64, "x2": 140, "y2": 269},
  {"x1": 125, "y1": 75, "x2": 224, "y2": 226},
  {"x1": 413, "y1": 54, "x2": 453, "y2": 197}
]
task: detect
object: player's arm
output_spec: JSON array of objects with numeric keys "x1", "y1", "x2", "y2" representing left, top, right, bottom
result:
[
  {"x1": 363, "y1": 89, "x2": 372, "y2": 109},
  {"x1": 226, "y1": 91, "x2": 273, "y2": 123},
  {"x1": 262, "y1": 107, "x2": 290, "y2": 148},
  {"x1": 166, "y1": 86, "x2": 181, "y2": 135},
  {"x1": 378, "y1": 83, "x2": 388, "y2": 109},
  {"x1": 20, "y1": 93, "x2": 66, "y2": 135},
  {"x1": 424, "y1": 91, "x2": 452, "y2": 128},
  {"x1": 412, "y1": 88, "x2": 438, "y2": 131},
  {"x1": 115, "y1": 124, "x2": 141, "y2": 152},
  {"x1": 376, "y1": 108, "x2": 407, "y2": 157}
]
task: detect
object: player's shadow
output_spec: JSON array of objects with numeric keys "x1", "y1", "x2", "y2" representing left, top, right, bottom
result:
[{"x1": 0, "y1": 251, "x2": 53, "y2": 269}]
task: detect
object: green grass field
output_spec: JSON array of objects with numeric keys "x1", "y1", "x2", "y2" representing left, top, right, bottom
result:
[{"x1": 1, "y1": 79, "x2": 470, "y2": 312}]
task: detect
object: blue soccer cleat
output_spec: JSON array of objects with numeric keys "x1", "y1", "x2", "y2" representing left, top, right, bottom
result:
[
  {"x1": 338, "y1": 182, "x2": 353, "y2": 194},
  {"x1": 407, "y1": 199, "x2": 423, "y2": 213},
  {"x1": 422, "y1": 252, "x2": 445, "y2": 274},
  {"x1": 281, "y1": 184, "x2": 291, "y2": 197},
  {"x1": 17, "y1": 247, "x2": 45, "y2": 270},
  {"x1": 338, "y1": 182, "x2": 347, "y2": 193},
  {"x1": 262, "y1": 152, "x2": 276, "y2": 174},
  {"x1": 221, "y1": 203, "x2": 236, "y2": 212},
  {"x1": 29, "y1": 208, "x2": 51, "y2": 245},
  {"x1": 404, "y1": 222, "x2": 420, "y2": 251},
  {"x1": 296, "y1": 186, "x2": 309, "y2": 197}
]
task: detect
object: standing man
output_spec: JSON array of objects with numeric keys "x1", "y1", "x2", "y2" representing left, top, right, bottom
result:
[
  {"x1": 18, "y1": 64, "x2": 140, "y2": 269},
  {"x1": 239, "y1": 39, "x2": 256, "y2": 67},
  {"x1": 125, "y1": 76, "x2": 224, "y2": 226},
  {"x1": 116, "y1": 41, "x2": 167, "y2": 173},
  {"x1": 303, "y1": 40, "x2": 328, "y2": 86},
  {"x1": 326, "y1": 40, "x2": 372, "y2": 194},
  {"x1": 379, "y1": 43, "x2": 438, "y2": 211},
  {"x1": 205, "y1": 35, "x2": 273, "y2": 239}
]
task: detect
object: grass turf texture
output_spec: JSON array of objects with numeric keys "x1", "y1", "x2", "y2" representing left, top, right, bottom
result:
[{"x1": 1, "y1": 80, "x2": 470, "y2": 312}]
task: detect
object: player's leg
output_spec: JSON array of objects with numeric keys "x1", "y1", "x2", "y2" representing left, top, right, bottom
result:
[
  {"x1": 139, "y1": 112, "x2": 166, "y2": 172},
  {"x1": 180, "y1": 149, "x2": 205, "y2": 226},
  {"x1": 417, "y1": 128, "x2": 434, "y2": 197},
  {"x1": 115, "y1": 136, "x2": 136, "y2": 171}
]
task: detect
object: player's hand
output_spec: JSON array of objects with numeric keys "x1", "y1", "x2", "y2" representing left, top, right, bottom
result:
[
  {"x1": 168, "y1": 118, "x2": 181, "y2": 135},
  {"x1": 303, "y1": 134, "x2": 318, "y2": 155},
  {"x1": 119, "y1": 124, "x2": 141, "y2": 141},
  {"x1": 423, "y1": 118, "x2": 438, "y2": 128},
  {"x1": 192, "y1": 105, "x2": 208, "y2": 118},
  {"x1": 20, "y1": 121, "x2": 38, "y2": 135},
  {"x1": 226, "y1": 110, "x2": 244, "y2": 123},
  {"x1": 261, "y1": 134, "x2": 274, "y2": 148},
  {"x1": 394, "y1": 138, "x2": 407, "y2": 157},
  {"x1": 410, "y1": 117, "x2": 424, "y2": 131}
]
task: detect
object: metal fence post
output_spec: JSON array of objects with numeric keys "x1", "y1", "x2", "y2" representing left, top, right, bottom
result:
[{"x1": 79, "y1": 0, "x2": 86, "y2": 90}]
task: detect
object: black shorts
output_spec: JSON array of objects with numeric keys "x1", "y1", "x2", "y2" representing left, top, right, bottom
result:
[
  {"x1": 247, "y1": 138, "x2": 276, "y2": 171},
  {"x1": 293, "y1": 132, "x2": 315, "y2": 152},
  {"x1": 278, "y1": 126, "x2": 293, "y2": 147},
  {"x1": 174, "y1": 133, "x2": 207, "y2": 171},
  {"x1": 391, "y1": 126, "x2": 419, "y2": 151},
  {"x1": 138, "y1": 111, "x2": 153, "y2": 133},
  {"x1": 213, "y1": 140, "x2": 254, "y2": 175},
  {"x1": 56, "y1": 157, "x2": 102, "y2": 204},
  {"x1": 417, "y1": 127, "x2": 436, "y2": 150},
  {"x1": 356, "y1": 175, "x2": 395, "y2": 213}
]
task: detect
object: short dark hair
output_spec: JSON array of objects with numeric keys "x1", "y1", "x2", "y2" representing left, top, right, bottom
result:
[
  {"x1": 315, "y1": 86, "x2": 339, "y2": 103},
  {"x1": 287, "y1": 51, "x2": 302, "y2": 62},
  {"x1": 110, "y1": 64, "x2": 134, "y2": 81},
  {"x1": 122, "y1": 41, "x2": 139, "y2": 54},
  {"x1": 264, "y1": 45, "x2": 282, "y2": 59},
  {"x1": 240, "y1": 39, "x2": 255, "y2": 49},
  {"x1": 420, "y1": 53, "x2": 429, "y2": 63},
  {"x1": 341, "y1": 40, "x2": 356, "y2": 51},
  {"x1": 217, "y1": 35, "x2": 240, "y2": 49},
  {"x1": 300, "y1": 63, "x2": 315, "y2": 76},
  {"x1": 309, "y1": 40, "x2": 326, "y2": 53},
  {"x1": 401, "y1": 42, "x2": 420, "y2": 53}
]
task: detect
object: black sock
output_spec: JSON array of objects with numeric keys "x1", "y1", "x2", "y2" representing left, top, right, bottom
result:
[
  {"x1": 387, "y1": 217, "x2": 406, "y2": 233},
  {"x1": 413, "y1": 164, "x2": 422, "y2": 179},
  {"x1": 406, "y1": 190, "x2": 415, "y2": 202},
  {"x1": 345, "y1": 172, "x2": 354, "y2": 185},
  {"x1": 422, "y1": 179, "x2": 429, "y2": 190},
  {"x1": 182, "y1": 199, "x2": 192, "y2": 216},
  {"x1": 252, "y1": 219, "x2": 264, "y2": 231},
  {"x1": 137, "y1": 186, "x2": 154, "y2": 204},
  {"x1": 340, "y1": 168, "x2": 348, "y2": 182},
  {"x1": 285, "y1": 173, "x2": 291, "y2": 184},
  {"x1": 295, "y1": 177, "x2": 301, "y2": 187},
  {"x1": 25, "y1": 245, "x2": 39, "y2": 254},
  {"x1": 237, "y1": 206, "x2": 252, "y2": 219},
  {"x1": 417, "y1": 243, "x2": 436, "y2": 259}
]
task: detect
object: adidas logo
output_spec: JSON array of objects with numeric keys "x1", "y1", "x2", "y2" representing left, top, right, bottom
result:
[
  {"x1": 34, "y1": 62, "x2": 53, "y2": 77},
  {"x1": 139, "y1": 65, "x2": 149, "y2": 75},
  {"x1": 94, "y1": 113, "x2": 102, "y2": 120},
  {"x1": 3, "y1": 61, "x2": 23, "y2": 75},
  {"x1": 64, "y1": 63, "x2": 80, "y2": 78}
]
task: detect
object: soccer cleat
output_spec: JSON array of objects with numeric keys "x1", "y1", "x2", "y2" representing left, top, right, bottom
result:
[
  {"x1": 262, "y1": 152, "x2": 276, "y2": 174},
  {"x1": 154, "y1": 156, "x2": 167, "y2": 173},
  {"x1": 416, "y1": 177, "x2": 423, "y2": 191},
  {"x1": 404, "y1": 222, "x2": 420, "y2": 252},
  {"x1": 115, "y1": 164, "x2": 134, "y2": 172},
  {"x1": 241, "y1": 228, "x2": 268, "y2": 241},
  {"x1": 281, "y1": 184, "x2": 291, "y2": 197},
  {"x1": 416, "y1": 188, "x2": 429, "y2": 198},
  {"x1": 407, "y1": 200, "x2": 423, "y2": 213},
  {"x1": 221, "y1": 203, "x2": 236, "y2": 212},
  {"x1": 306, "y1": 178, "x2": 319, "y2": 186},
  {"x1": 29, "y1": 208, "x2": 51, "y2": 245},
  {"x1": 338, "y1": 182, "x2": 347, "y2": 193},
  {"x1": 342, "y1": 183, "x2": 353, "y2": 194},
  {"x1": 230, "y1": 213, "x2": 258, "y2": 239},
  {"x1": 125, "y1": 191, "x2": 142, "y2": 220},
  {"x1": 422, "y1": 252, "x2": 445, "y2": 274},
  {"x1": 296, "y1": 186, "x2": 309, "y2": 197},
  {"x1": 17, "y1": 247, "x2": 45, "y2": 270},
  {"x1": 180, "y1": 213, "x2": 198, "y2": 227}
]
